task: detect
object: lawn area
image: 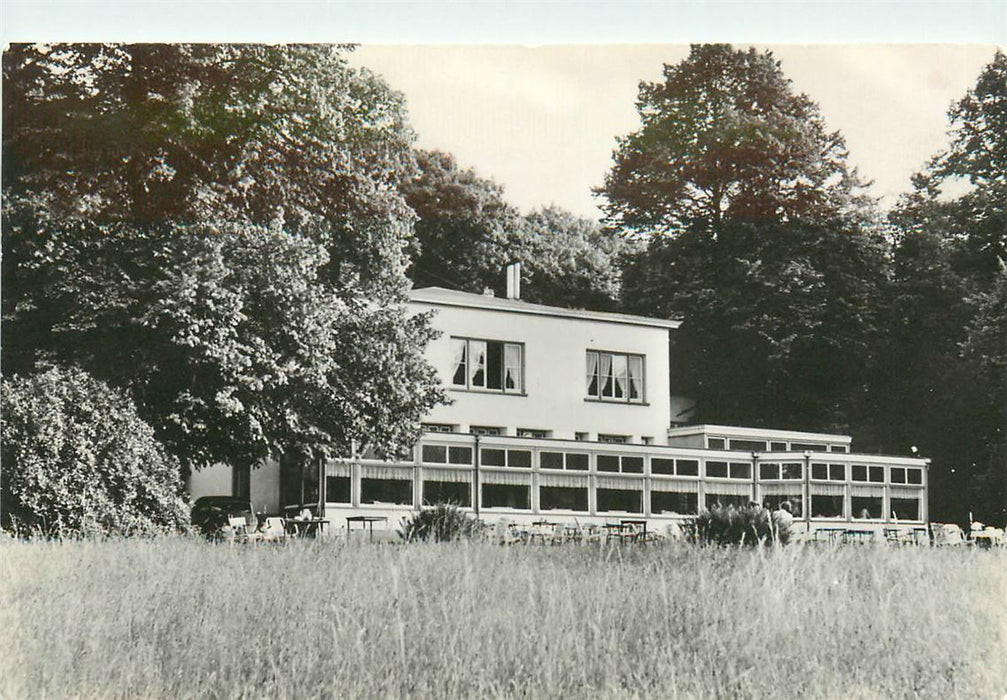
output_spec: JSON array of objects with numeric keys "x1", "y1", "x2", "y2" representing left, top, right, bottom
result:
[{"x1": 1, "y1": 538, "x2": 1005, "y2": 699}]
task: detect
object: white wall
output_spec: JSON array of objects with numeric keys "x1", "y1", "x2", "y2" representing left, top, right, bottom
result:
[
  {"x1": 187, "y1": 460, "x2": 281, "y2": 515},
  {"x1": 187, "y1": 463, "x2": 231, "y2": 501},
  {"x1": 413, "y1": 301, "x2": 673, "y2": 443}
]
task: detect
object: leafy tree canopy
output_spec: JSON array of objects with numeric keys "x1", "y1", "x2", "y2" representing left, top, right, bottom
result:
[
  {"x1": 3, "y1": 44, "x2": 445, "y2": 472},
  {"x1": 600, "y1": 44, "x2": 872, "y2": 236},
  {"x1": 402, "y1": 149, "x2": 525, "y2": 294},
  {"x1": 519, "y1": 206, "x2": 629, "y2": 311},
  {"x1": 888, "y1": 50, "x2": 1007, "y2": 523},
  {"x1": 4, "y1": 214, "x2": 444, "y2": 471},
  {"x1": 3, "y1": 43, "x2": 417, "y2": 294},
  {"x1": 1, "y1": 365, "x2": 189, "y2": 536}
]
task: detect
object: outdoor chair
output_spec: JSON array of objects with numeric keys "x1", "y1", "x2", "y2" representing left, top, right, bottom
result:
[{"x1": 259, "y1": 517, "x2": 286, "y2": 543}]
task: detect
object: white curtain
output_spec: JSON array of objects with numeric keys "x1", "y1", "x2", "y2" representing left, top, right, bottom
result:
[
  {"x1": 469, "y1": 340, "x2": 487, "y2": 388},
  {"x1": 613, "y1": 354, "x2": 628, "y2": 399},
  {"x1": 599, "y1": 353, "x2": 613, "y2": 397},
  {"x1": 586, "y1": 351, "x2": 599, "y2": 396},
  {"x1": 324, "y1": 461, "x2": 351, "y2": 477},
  {"x1": 810, "y1": 483, "x2": 846, "y2": 496},
  {"x1": 423, "y1": 468, "x2": 472, "y2": 484},
  {"x1": 851, "y1": 485, "x2": 885, "y2": 497},
  {"x1": 706, "y1": 481, "x2": 754, "y2": 496},
  {"x1": 481, "y1": 470, "x2": 531, "y2": 485},
  {"x1": 760, "y1": 483, "x2": 803, "y2": 496},
  {"x1": 538, "y1": 473, "x2": 589, "y2": 488},
  {"x1": 362, "y1": 464, "x2": 414, "y2": 480},
  {"x1": 650, "y1": 478, "x2": 699, "y2": 493},
  {"x1": 504, "y1": 343, "x2": 522, "y2": 392},
  {"x1": 596, "y1": 475, "x2": 644, "y2": 490},
  {"x1": 451, "y1": 338, "x2": 467, "y2": 386},
  {"x1": 628, "y1": 356, "x2": 643, "y2": 400}
]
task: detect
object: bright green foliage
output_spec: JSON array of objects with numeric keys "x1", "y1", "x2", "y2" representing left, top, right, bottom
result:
[
  {"x1": 600, "y1": 44, "x2": 871, "y2": 236},
  {"x1": 397, "y1": 503, "x2": 483, "y2": 542},
  {"x1": 1, "y1": 366, "x2": 189, "y2": 536}
]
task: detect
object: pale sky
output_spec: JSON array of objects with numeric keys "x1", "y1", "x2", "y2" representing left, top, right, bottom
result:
[{"x1": 349, "y1": 45, "x2": 999, "y2": 221}]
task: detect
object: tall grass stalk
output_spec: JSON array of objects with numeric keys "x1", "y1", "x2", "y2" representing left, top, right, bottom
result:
[{"x1": 2, "y1": 539, "x2": 1004, "y2": 698}]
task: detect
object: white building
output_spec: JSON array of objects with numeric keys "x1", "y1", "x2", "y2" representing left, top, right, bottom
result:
[{"x1": 189, "y1": 273, "x2": 929, "y2": 539}]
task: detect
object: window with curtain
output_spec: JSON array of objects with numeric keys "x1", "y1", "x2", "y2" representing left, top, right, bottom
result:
[
  {"x1": 586, "y1": 350, "x2": 644, "y2": 403},
  {"x1": 451, "y1": 338, "x2": 523, "y2": 394}
]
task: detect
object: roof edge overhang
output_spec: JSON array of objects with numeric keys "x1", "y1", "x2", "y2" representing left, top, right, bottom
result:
[{"x1": 409, "y1": 287, "x2": 681, "y2": 330}]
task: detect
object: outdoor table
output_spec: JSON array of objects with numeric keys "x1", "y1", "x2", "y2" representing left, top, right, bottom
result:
[
  {"x1": 346, "y1": 515, "x2": 387, "y2": 541},
  {"x1": 843, "y1": 529, "x2": 874, "y2": 544},
  {"x1": 815, "y1": 527, "x2": 846, "y2": 544},
  {"x1": 285, "y1": 518, "x2": 329, "y2": 538},
  {"x1": 621, "y1": 519, "x2": 649, "y2": 542}
]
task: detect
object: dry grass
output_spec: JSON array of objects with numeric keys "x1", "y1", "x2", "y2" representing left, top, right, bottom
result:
[{"x1": 1, "y1": 538, "x2": 1005, "y2": 699}]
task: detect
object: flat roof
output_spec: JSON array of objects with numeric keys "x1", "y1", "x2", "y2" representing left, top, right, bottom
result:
[
  {"x1": 409, "y1": 287, "x2": 681, "y2": 330},
  {"x1": 667, "y1": 424, "x2": 853, "y2": 444}
]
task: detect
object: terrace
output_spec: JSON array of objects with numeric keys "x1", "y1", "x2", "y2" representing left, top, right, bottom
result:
[{"x1": 293, "y1": 431, "x2": 929, "y2": 538}]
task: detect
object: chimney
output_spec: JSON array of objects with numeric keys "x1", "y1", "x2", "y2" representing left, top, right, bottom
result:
[{"x1": 506, "y1": 262, "x2": 521, "y2": 300}]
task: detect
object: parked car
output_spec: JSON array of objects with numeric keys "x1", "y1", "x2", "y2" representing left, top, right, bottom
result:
[{"x1": 191, "y1": 496, "x2": 256, "y2": 538}]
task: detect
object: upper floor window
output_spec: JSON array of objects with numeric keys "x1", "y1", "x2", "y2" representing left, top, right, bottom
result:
[
  {"x1": 452, "y1": 338, "x2": 523, "y2": 393},
  {"x1": 586, "y1": 351, "x2": 644, "y2": 403}
]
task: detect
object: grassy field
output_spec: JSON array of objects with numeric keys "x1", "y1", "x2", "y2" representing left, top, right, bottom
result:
[{"x1": 2, "y1": 538, "x2": 1005, "y2": 699}]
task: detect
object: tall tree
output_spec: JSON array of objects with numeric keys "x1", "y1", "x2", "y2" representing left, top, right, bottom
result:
[
  {"x1": 3, "y1": 44, "x2": 417, "y2": 294},
  {"x1": 889, "y1": 51, "x2": 1007, "y2": 523},
  {"x1": 603, "y1": 44, "x2": 884, "y2": 434},
  {"x1": 2, "y1": 44, "x2": 444, "y2": 472},
  {"x1": 601, "y1": 44, "x2": 871, "y2": 237},
  {"x1": 519, "y1": 206, "x2": 628, "y2": 311},
  {"x1": 402, "y1": 149, "x2": 525, "y2": 294}
]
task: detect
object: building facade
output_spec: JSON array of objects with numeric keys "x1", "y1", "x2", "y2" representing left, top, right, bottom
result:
[{"x1": 188, "y1": 282, "x2": 929, "y2": 538}]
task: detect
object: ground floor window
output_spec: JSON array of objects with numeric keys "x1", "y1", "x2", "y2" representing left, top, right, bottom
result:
[
  {"x1": 360, "y1": 478, "x2": 412, "y2": 506},
  {"x1": 852, "y1": 495, "x2": 883, "y2": 519},
  {"x1": 811, "y1": 494, "x2": 844, "y2": 518},
  {"x1": 705, "y1": 493, "x2": 750, "y2": 509},
  {"x1": 423, "y1": 480, "x2": 471, "y2": 507},
  {"x1": 482, "y1": 484, "x2": 530, "y2": 509},
  {"x1": 540, "y1": 486, "x2": 588, "y2": 511},
  {"x1": 889, "y1": 497, "x2": 920, "y2": 521},
  {"x1": 651, "y1": 491, "x2": 698, "y2": 515},
  {"x1": 326, "y1": 476, "x2": 351, "y2": 503},
  {"x1": 762, "y1": 494, "x2": 804, "y2": 518},
  {"x1": 596, "y1": 488, "x2": 642, "y2": 513}
]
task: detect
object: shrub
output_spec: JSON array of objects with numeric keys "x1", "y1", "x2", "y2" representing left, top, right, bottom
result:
[
  {"x1": 1, "y1": 366, "x2": 189, "y2": 537},
  {"x1": 398, "y1": 503, "x2": 483, "y2": 542},
  {"x1": 696, "y1": 504, "x2": 789, "y2": 546}
]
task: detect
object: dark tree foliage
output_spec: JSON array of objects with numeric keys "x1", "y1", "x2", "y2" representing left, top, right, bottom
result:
[
  {"x1": 402, "y1": 149, "x2": 525, "y2": 294},
  {"x1": 403, "y1": 152, "x2": 628, "y2": 310},
  {"x1": 2, "y1": 44, "x2": 445, "y2": 474},
  {"x1": 2, "y1": 44, "x2": 417, "y2": 293},
  {"x1": 1, "y1": 366, "x2": 189, "y2": 536},
  {"x1": 518, "y1": 206, "x2": 628, "y2": 311},
  {"x1": 604, "y1": 44, "x2": 884, "y2": 437},
  {"x1": 888, "y1": 51, "x2": 1007, "y2": 524},
  {"x1": 621, "y1": 218, "x2": 888, "y2": 431},
  {"x1": 600, "y1": 44, "x2": 871, "y2": 237}
]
